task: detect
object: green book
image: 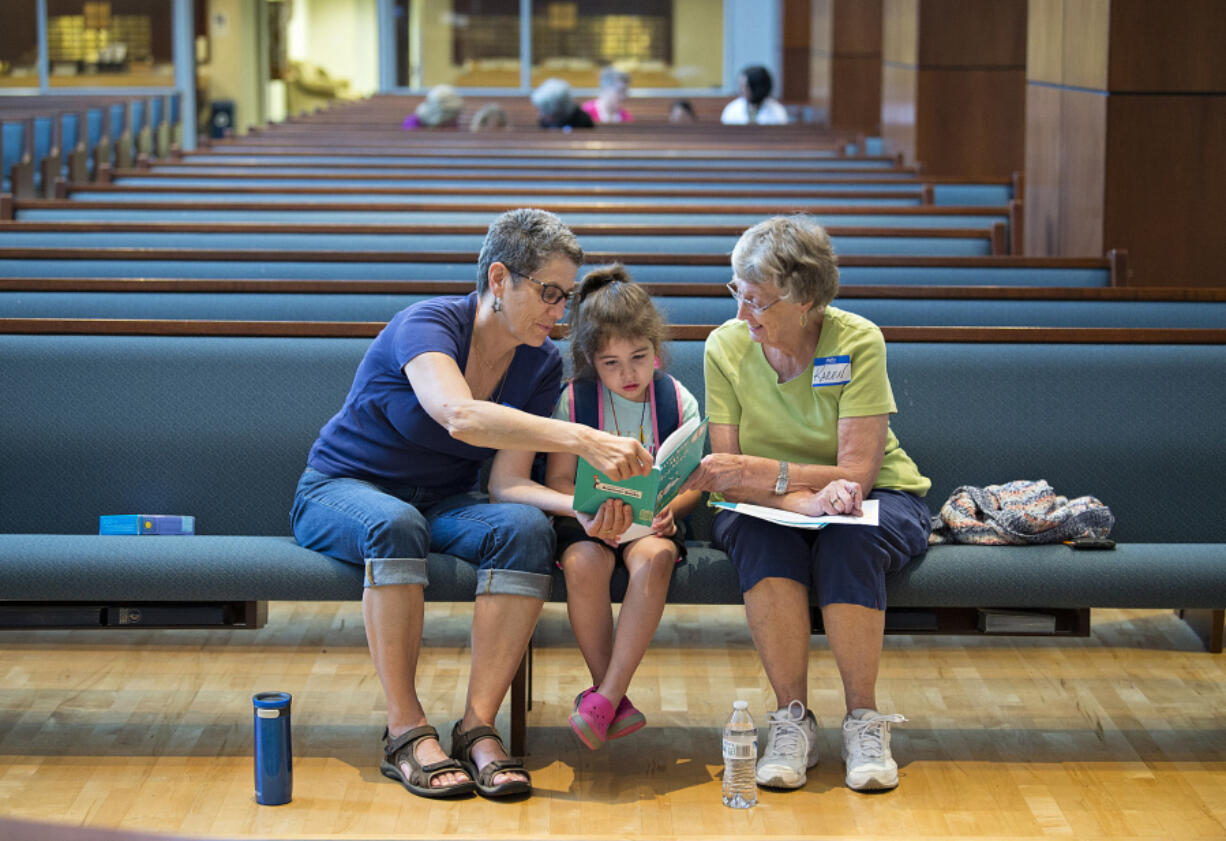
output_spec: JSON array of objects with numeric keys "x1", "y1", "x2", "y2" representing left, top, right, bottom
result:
[{"x1": 573, "y1": 416, "x2": 708, "y2": 541}]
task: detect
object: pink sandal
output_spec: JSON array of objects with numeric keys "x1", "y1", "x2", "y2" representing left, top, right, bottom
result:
[
  {"x1": 569, "y1": 688, "x2": 614, "y2": 749},
  {"x1": 607, "y1": 695, "x2": 646, "y2": 740},
  {"x1": 571, "y1": 687, "x2": 647, "y2": 748}
]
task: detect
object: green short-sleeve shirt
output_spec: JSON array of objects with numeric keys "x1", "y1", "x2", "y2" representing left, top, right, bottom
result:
[{"x1": 704, "y1": 307, "x2": 930, "y2": 496}]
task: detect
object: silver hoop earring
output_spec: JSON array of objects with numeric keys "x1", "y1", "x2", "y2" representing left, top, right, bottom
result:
[
  {"x1": 492, "y1": 297, "x2": 502, "y2": 313},
  {"x1": 800, "y1": 311, "x2": 808, "y2": 328}
]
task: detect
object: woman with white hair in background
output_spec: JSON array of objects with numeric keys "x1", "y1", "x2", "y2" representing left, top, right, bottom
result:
[
  {"x1": 402, "y1": 84, "x2": 464, "y2": 129},
  {"x1": 581, "y1": 66, "x2": 633, "y2": 124},
  {"x1": 531, "y1": 78, "x2": 595, "y2": 129}
]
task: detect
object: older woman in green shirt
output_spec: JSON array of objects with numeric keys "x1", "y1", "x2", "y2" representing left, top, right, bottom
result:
[{"x1": 683, "y1": 216, "x2": 931, "y2": 794}]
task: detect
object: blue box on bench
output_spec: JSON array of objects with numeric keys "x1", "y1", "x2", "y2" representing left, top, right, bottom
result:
[{"x1": 99, "y1": 515, "x2": 195, "y2": 536}]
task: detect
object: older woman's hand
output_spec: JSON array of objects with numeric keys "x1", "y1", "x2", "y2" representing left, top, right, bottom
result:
[
  {"x1": 679, "y1": 453, "x2": 746, "y2": 493},
  {"x1": 583, "y1": 429, "x2": 653, "y2": 481},
  {"x1": 801, "y1": 479, "x2": 863, "y2": 516},
  {"x1": 576, "y1": 498, "x2": 634, "y2": 546}
]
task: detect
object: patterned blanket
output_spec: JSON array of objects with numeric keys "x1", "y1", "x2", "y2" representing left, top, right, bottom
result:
[{"x1": 929, "y1": 479, "x2": 1115, "y2": 545}]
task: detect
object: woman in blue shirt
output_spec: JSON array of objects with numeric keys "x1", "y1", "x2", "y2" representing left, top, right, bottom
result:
[{"x1": 292, "y1": 209, "x2": 650, "y2": 800}]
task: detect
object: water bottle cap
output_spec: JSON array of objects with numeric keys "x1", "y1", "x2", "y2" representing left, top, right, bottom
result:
[
  {"x1": 733, "y1": 700, "x2": 748, "y2": 710},
  {"x1": 253, "y1": 691, "x2": 292, "y2": 709}
]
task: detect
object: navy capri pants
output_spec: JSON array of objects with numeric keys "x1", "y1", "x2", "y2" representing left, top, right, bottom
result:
[{"x1": 711, "y1": 489, "x2": 931, "y2": 609}]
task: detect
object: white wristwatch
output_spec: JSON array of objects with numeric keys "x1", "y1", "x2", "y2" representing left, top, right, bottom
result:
[{"x1": 774, "y1": 460, "x2": 789, "y2": 495}]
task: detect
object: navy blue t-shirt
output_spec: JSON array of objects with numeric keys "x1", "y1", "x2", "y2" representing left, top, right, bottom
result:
[{"x1": 308, "y1": 292, "x2": 563, "y2": 492}]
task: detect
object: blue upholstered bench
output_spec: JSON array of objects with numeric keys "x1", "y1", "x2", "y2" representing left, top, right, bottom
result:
[
  {"x1": 2, "y1": 289, "x2": 1223, "y2": 328},
  {"x1": 3, "y1": 322, "x2": 1225, "y2": 753}
]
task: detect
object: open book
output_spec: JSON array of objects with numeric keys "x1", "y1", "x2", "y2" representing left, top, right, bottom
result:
[
  {"x1": 573, "y1": 416, "x2": 709, "y2": 542},
  {"x1": 709, "y1": 498, "x2": 880, "y2": 529}
]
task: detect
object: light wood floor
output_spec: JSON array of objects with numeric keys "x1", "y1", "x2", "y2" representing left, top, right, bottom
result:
[{"x1": 2, "y1": 602, "x2": 1225, "y2": 841}]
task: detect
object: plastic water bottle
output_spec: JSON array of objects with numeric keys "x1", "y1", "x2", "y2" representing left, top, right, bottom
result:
[
  {"x1": 253, "y1": 691, "x2": 293, "y2": 805},
  {"x1": 722, "y1": 700, "x2": 758, "y2": 808}
]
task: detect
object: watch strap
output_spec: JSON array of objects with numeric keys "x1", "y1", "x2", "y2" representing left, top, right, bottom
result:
[{"x1": 774, "y1": 460, "x2": 789, "y2": 495}]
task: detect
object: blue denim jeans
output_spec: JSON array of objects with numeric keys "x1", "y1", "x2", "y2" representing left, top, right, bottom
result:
[{"x1": 291, "y1": 466, "x2": 555, "y2": 599}]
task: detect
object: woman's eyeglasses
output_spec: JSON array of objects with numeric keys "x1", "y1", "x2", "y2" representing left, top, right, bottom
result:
[
  {"x1": 726, "y1": 280, "x2": 784, "y2": 316},
  {"x1": 507, "y1": 266, "x2": 573, "y2": 307}
]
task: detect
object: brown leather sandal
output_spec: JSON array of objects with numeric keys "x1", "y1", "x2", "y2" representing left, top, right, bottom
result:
[
  {"x1": 380, "y1": 725, "x2": 476, "y2": 798},
  {"x1": 448, "y1": 720, "x2": 532, "y2": 798}
]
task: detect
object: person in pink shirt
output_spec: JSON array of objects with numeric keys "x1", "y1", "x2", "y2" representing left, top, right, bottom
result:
[{"x1": 581, "y1": 67, "x2": 633, "y2": 124}]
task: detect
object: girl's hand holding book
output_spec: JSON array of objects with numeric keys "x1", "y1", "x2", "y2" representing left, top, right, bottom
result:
[{"x1": 576, "y1": 498, "x2": 633, "y2": 546}]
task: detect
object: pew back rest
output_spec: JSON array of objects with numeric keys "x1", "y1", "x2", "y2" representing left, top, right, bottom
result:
[
  {"x1": 0, "y1": 334, "x2": 363, "y2": 537},
  {"x1": 602, "y1": 338, "x2": 1226, "y2": 544},
  {"x1": 2, "y1": 291, "x2": 1224, "y2": 329},
  {"x1": 2, "y1": 333, "x2": 1223, "y2": 544}
]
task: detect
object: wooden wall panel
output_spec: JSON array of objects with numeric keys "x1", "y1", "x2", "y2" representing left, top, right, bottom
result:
[
  {"x1": 1061, "y1": 0, "x2": 1110, "y2": 90},
  {"x1": 1026, "y1": 0, "x2": 1064, "y2": 84},
  {"x1": 917, "y1": 0, "x2": 1027, "y2": 67},
  {"x1": 1024, "y1": 0, "x2": 1226, "y2": 289},
  {"x1": 881, "y1": 0, "x2": 1024, "y2": 174},
  {"x1": 809, "y1": 0, "x2": 833, "y2": 122},
  {"x1": 783, "y1": 0, "x2": 813, "y2": 103},
  {"x1": 882, "y1": 0, "x2": 917, "y2": 65},
  {"x1": 834, "y1": 0, "x2": 883, "y2": 53},
  {"x1": 1023, "y1": 84, "x2": 1063, "y2": 256},
  {"x1": 1060, "y1": 88, "x2": 1108, "y2": 260},
  {"x1": 831, "y1": 56, "x2": 883, "y2": 132},
  {"x1": 1023, "y1": 85, "x2": 1108, "y2": 261},
  {"x1": 881, "y1": 62, "x2": 916, "y2": 164},
  {"x1": 812, "y1": 0, "x2": 881, "y2": 132},
  {"x1": 1108, "y1": 0, "x2": 1226, "y2": 91},
  {"x1": 1104, "y1": 96, "x2": 1226, "y2": 286},
  {"x1": 915, "y1": 68, "x2": 1025, "y2": 177}
]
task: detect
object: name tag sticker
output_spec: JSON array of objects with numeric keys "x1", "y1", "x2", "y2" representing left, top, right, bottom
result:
[{"x1": 812, "y1": 355, "x2": 851, "y2": 387}]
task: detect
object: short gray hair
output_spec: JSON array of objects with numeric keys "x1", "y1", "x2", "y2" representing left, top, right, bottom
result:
[
  {"x1": 731, "y1": 215, "x2": 839, "y2": 307},
  {"x1": 415, "y1": 84, "x2": 463, "y2": 127},
  {"x1": 531, "y1": 78, "x2": 574, "y2": 122},
  {"x1": 599, "y1": 66, "x2": 630, "y2": 91},
  {"x1": 476, "y1": 208, "x2": 585, "y2": 295}
]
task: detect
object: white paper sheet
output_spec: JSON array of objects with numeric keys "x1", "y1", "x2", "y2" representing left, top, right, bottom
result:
[{"x1": 709, "y1": 498, "x2": 879, "y2": 528}]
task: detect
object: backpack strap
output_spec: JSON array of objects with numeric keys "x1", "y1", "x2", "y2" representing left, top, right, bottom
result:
[
  {"x1": 570, "y1": 378, "x2": 601, "y2": 430},
  {"x1": 651, "y1": 372, "x2": 682, "y2": 448}
]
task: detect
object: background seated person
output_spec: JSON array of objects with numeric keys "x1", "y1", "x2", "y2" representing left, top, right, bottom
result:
[
  {"x1": 720, "y1": 65, "x2": 789, "y2": 125},
  {"x1": 402, "y1": 84, "x2": 464, "y2": 129},
  {"x1": 470, "y1": 103, "x2": 510, "y2": 132},
  {"x1": 582, "y1": 67, "x2": 633, "y2": 124},
  {"x1": 669, "y1": 99, "x2": 697, "y2": 124},
  {"x1": 532, "y1": 78, "x2": 595, "y2": 129}
]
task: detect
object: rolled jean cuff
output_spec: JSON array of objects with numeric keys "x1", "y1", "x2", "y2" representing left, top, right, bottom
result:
[
  {"x1": 476, "y1": 568, "x2": 552, "y2": 600},
  {"x1": 365, "y1": 557, "x2": 429, "y2": 588}
]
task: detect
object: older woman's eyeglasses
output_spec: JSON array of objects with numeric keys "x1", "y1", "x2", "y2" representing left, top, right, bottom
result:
[
  {"x1": 507, "y1": 266, "x2": 573, "y2": 307},
  {"x1": 726, "y1": 280, "x2": 784, "y2": 316}
]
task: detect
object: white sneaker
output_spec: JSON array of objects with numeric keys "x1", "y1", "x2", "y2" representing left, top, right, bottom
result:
[
  {"x1": 755, "y1": 700, "x2": 820, "y2": 789},
  {"x1": 842, "y1": 708, "x2": 906, "y2": 791}
]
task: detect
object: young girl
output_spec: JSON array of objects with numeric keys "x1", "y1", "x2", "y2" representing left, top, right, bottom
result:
[{"x1": 545, "y1": 265, "x2": 703, "y2": 750}]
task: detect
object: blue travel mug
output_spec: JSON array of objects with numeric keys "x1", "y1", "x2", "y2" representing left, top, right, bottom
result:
[{"x1": 253, "y1": 691, "x2": 293, "y2": 805}]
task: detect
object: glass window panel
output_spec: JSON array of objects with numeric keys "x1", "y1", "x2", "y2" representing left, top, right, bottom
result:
[
  {"x1": 0, "y1": 1, "x2": 40, "y2": 88},
  {"x1": 530, "y1": 0, "x2": 722, "y2": 90},
  {"x1": 46, "y1": 0, "x2": 175, "y2": 88},
  {"x1": 399, "y1": 0, "x2": 525, "y2": 89}
]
